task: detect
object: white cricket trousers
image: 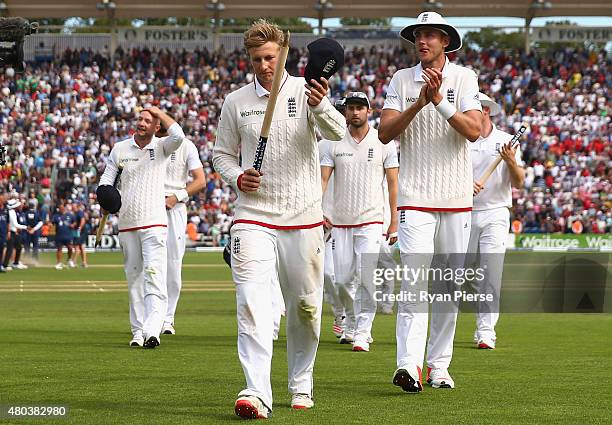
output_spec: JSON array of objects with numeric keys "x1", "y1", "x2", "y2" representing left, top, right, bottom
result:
[
  {"x1": 323, "y1": 237, "x2": 343, "y2": 317},
  {"x1": 166, "y1": 203, "x2": 187, "y2": 326},
  {"x1": 467, "y1": 207, "x2": 509, "y2": 341},
  {"x1": 332, "y1": 223, "x2": 382, "y2": 345},
  {"x1": 396, "y1": 210, "x2": 471, "y2": 371},
  {"x1": 119, "y1": 226, "x2": 168, "y2": 340},
  {"x1": 231, "y1": 223, "x2": 324, "y2": 410},
  {"x1": 377, "y1": 239, "x2": 398, "y2": 311}
]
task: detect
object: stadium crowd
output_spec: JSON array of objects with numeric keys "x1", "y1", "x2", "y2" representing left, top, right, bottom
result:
[{"x1": 0, "y1": 43, "x2": 609, "y2": 250}]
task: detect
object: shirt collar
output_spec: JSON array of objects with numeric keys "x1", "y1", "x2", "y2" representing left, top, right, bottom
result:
[
  {"x1": 129, "y1": 136, "x2": 157, "y2": 150},
  {"x1": 415, "y1": 57, "x2": 450, "y2": 82},
  {"x1": 254, "y1": 71, "x2": 288, "y2": 98}
]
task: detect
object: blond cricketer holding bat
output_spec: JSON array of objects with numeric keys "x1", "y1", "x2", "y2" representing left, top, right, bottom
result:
[{"x1": 212, "y1": 20, "x2": 345, "y2": 419}]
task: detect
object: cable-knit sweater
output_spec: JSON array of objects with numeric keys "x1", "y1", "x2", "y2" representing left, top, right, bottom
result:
[
  {"x1": 213, "y1": 74, "x2": 346, "y2": 229},
  {"x1": 99, "y1": 122, "x2": 185, "y2": 231},
  {"x1": 384, "y1": 59, "x2": 481, "y2": 211}
]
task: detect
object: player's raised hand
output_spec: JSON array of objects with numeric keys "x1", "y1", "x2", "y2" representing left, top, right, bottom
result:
[
  {"x1": 422, "y1": 68, "x2": 443, "y2": 105},
  {"x1": 239, "y1": 168, "x2": 262, "y2": 192},
  {"x1": 305, "y1": 77, "x2": 329, "y2": 107},
  {"x1": 144, "y1": 106, "x2": 163, "y2": 118}
]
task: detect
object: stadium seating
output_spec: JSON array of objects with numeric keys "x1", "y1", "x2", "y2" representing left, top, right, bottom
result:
[{"x1": 0, "y1": 45, "x2": 609, "y2": 245}]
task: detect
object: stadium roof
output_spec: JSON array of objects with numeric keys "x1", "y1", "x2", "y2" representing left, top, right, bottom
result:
[{"x1": 5, "y1": 0, "x2": 612, "y2": 20}]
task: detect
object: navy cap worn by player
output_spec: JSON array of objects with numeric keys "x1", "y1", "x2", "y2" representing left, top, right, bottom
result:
[
  {"x1": 379, "y1": 11, "x2": 483, "y2": 393},
  {"x1": 304, "y1": 38, "x2": 344, "y2": 87}
]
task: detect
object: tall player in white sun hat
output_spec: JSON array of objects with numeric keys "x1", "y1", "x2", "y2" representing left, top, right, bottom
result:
[
  {"x1": 320, "y1": 91, "x2": 399, "y2": 352},
  {"x1": 470, "y1": 92, "x2": 525, "y2": 350},
  {"x1": 379, "y1": 11, "x2": 482, "y2": 391},
  {"x1": 155, "y1": 122, "x2": 205, "y2": 336}
]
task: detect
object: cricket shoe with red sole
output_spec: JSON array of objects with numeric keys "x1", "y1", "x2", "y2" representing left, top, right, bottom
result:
[
  {"x1": 426, "y1": 367, "x2": 455, "y2": 389},
  {"x1": 291, "y1": 393, "x2": 314, "y2": 409},
  {"x1": 234, "y1": 396, "x2": 270, "y2": 419},
  {"x1": 392, "y1": 365, "x2": 423, "y2": 393},
  {"x1": 478, "y1": 338, "x2": 496, "y2": 349},
  {"x1": 352, "y1": 340, "x2": 370, "y2": 352},
  {"x1": 332, "y1": 315, "x2": 345, "y2": 338}
]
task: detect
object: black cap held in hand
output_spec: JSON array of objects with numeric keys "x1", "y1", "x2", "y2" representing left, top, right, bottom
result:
[
  {"x1": 304, "y1": 38, "x2": 344, "y2": 85},
  {"x1": 96, "y1": 185, "x2": 122, "y2": 214}
]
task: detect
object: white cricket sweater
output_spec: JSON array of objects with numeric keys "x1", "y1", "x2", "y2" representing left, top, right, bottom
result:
[
  {"x1": 165, "y1": 138, "x2": 203, "y2": 198},
  {"x1": 384, "y1": 58, "x2": 482, "y2": 211},
  {"x1": 213, "y1": 73, "x2": 346, "y2": 229},
  {"x1": 471, "y1": 125, "x2": 523, "y2": 211},
  {"x1": 99, "y1": 122, "x2": 185, "y2": 231},
  {"x1": 320, "y1": 139, "x2": 335, "y2": 219},
  {"x1": 319, "y1": 127, "x2": 399, "y2": 226}
]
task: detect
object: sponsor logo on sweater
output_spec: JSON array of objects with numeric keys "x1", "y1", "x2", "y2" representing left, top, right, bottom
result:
[
  {"x1": 149, "y1": 149, "x2": 155, "y2": 161},
  {"x1": 368, "y1": 148, "x2": 374, "y2": 161},
  {"x1": 233, "y1": 237, "x2": 241, "y2": 254},
  {"x1": 240, "y1": 109, "x2": 266, "y2": 118},
  {"x1": 335, "y1": 152, "x2": 354, "y2": 158}
]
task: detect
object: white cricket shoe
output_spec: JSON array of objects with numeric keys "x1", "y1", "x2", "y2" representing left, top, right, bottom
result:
[
  {"x1": 55, "y1": 263, "x2": 63, "y2": 270},
  {"x1": 291, "y1": 393, "x2": 314, "y2": 409},
  {"x1": 352, "y1": 340, "x2": 370, "y2": 352},
  {"x1": 14, "y1": 262, "x2": 28, "y2": 270},
  {"x1": 162, "y1": 324, "x2": 176, "y2": 335},
  {"x1": 339, "y1": 330, "x2": 354, "y2": 345},
  {"x1": 392, "y1": 365, "x2": 423, "y2": 393},
  {"x1": 129, "y1": 336, "x2": 144, "y2": 347},
  {"x1": 332, "y1": 315, "x2": 345, "y2": 338},
  {"x1": 234, "y1": 395, "x2": 270, "y2": 419},
  {"x1": 68, "y1": 259, "x2": 76, "y2": 268},
  {"x1": 478, "y1": 337, "x2": 496, "y2": 349},
  {"x1": 426, "y1": 367, "x2": 455, "y2": 389}
]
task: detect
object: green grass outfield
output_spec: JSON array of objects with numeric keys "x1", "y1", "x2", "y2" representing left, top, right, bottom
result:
[{"x1": 0, "y1": 252, "x2": 610, "y2": 424}]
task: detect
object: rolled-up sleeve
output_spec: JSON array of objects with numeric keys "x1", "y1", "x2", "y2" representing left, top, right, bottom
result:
[{"x1": 162, "y1": 122, "x2": 186, "y2": 157}]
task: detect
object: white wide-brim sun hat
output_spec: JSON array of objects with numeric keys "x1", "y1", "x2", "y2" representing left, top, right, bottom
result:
[
  {"x1": 7, "y1": 199, "x2": 22, "y2": 210},
  {"x1": 400, "y1": 12, "x2": 462, "y2": 53},
  {"x1": 478, "y1": 92, "x2": 502, "y2": 116}
]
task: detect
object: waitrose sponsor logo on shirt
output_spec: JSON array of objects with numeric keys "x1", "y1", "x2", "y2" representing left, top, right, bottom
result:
[{"x1": 518, "y1": 234, "x2": 611, "y2": 249}]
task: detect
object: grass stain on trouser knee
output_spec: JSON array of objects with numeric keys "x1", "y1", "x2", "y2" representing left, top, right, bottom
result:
[{"x1": 298, "y1": 299, "x2": 318, "y2": 323}]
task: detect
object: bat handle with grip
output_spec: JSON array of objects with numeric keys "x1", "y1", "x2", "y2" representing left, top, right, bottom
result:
[
  {"x1": 477, "y1": 125, "x2": 527, "y2": 185},
  {"x1": 252, "y1": 137, "x2": 268, "y2": 172}
]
